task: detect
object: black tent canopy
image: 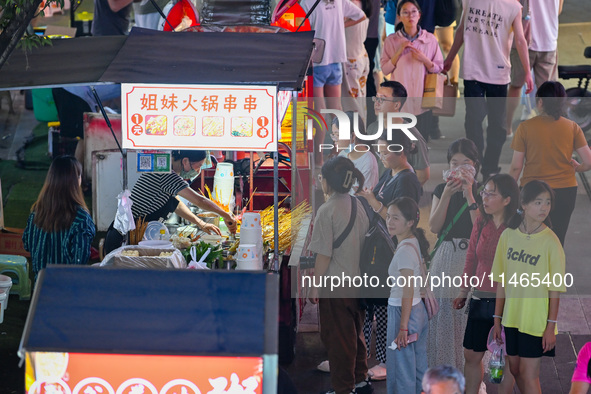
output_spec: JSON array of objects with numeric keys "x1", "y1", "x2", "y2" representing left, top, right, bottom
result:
[{"x1": 0, "y1": 28, "x2": 314, "y2": 90}]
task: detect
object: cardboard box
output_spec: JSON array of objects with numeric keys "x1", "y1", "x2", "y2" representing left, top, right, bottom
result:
[{"x1": 0, "y1": 228, "x2": 30, "y2": 257}]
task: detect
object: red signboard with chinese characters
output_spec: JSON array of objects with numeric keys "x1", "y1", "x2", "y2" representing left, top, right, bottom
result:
[
  {"x1": 121, "y1": 84, "x2": 278, "y2": 151},
  {"x1": 26, "y1": 352, "x2": 263, "y2": 394}
]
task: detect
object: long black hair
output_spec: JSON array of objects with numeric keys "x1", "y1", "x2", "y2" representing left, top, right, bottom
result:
[
  {"x1": 321, "y1": 156, "x2": 365, "y2": 194},
  {"x1": 395, "y1": 0, "x2": 422, "y2": 32},
  {"x1": 358, "y1": 0, "x2": 372, "y2": 18},
  {"x1": 479, "y1": 174, "x2": 520, "y2": 227},
  {"x1": 388, "y1": 197, "x2": 430, "y2": 261},
  {"x1": 536, "y1": 81, "x2": 566, "y2": 120},
  {"x1": 508, "y1": 180, "x2": 555, "y2": 230}
]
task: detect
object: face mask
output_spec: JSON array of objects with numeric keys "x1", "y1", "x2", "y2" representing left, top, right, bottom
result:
[{"x1": 179, "y1": 167, "x2": 201, "y2": 181}]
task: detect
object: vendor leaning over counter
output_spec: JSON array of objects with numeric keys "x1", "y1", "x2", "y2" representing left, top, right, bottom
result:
[{"x1": 104, "y1": 150, "x2": 237, "y2": 254}]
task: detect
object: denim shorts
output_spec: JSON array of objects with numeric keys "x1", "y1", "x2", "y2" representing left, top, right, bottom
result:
[{"x1": 313, "y1": 63, "x2": 343, "y2": 87}]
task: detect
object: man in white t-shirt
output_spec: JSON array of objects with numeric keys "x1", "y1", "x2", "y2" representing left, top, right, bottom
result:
[
  {"x1": 443, "y1": 0, "x2": 533, "y2": 180},
  {"x1": 300, "y1": 0, "x2": 366, "y2": 166},
  {"x1": 505, "y1": 0, "x2": 564, "y2": 136}
]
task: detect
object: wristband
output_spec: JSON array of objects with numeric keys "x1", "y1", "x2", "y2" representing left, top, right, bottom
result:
[
  {"x1": 493, "y1": 315, "x2": 502, "y2": 319},
  {"x1": 399, "y1": 328, "x2": 408, "y2": 331},
  {"x1": 547, "y1": 319, "x2": 557, "y2": 323},
  {"x1": 372, "y1": 202, "x2": 384, "y2": 214}
]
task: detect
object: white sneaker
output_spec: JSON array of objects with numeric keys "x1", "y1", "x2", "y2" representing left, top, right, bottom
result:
[
  {"x1": 317, "y1": 360, "x2": 330, "y2": 373},
  {"x1": 367, "y1": 363, "x2": 387, "y2": 381}
]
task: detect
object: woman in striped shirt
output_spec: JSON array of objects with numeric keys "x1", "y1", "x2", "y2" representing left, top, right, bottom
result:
[
  {"x1": 104, "y1": 150, "x2": 237, "y2": 254},
  {"x1": 23, "y1": 156, "x2": 96, "y2": 279}
]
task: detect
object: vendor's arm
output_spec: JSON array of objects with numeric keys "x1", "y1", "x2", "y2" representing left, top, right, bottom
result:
[
  {"x1": 174, "y1": 198, "x2": 222, "y2": 236},
  {"x1": 177, "y1": 188, "x2": 237, "y2": 233}
]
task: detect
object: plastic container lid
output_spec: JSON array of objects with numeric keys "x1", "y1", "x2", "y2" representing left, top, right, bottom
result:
[
  {"x1": 138, "y1": 240, "x2": 174, "y2": 248},
  {"x1": 143, "y1": 221, "x2": 171, "y2": 241}
]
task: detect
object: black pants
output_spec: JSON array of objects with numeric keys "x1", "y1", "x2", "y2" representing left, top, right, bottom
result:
[
  {"x1": 416, "y1": 110, "x2": 436, "y2": 143},
  {"x1": 364, "y1": 37, "x2": 379, "y2": 98},
  {"x1": 549, "y1": 186, "x2": 577, "y2": 246},
  {"x1": 463, "y1": 80, "x2": 508, "y2": 177}
]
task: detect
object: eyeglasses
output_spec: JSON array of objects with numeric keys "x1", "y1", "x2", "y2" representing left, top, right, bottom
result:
[
  {"x1": 480, "y1": 190, "x2": 500, "y2": 199},
  {"x1": 372, "y1": 96, "x2": 398, "y2": 104},
  {"x1": 400, "y1": 10, "x2": 419, "y2": 17}
]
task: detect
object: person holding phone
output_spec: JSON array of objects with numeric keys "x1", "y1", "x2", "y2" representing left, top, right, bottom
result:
[{"x1": 385, "y1": 197, "x2": 430, "y2": 393}]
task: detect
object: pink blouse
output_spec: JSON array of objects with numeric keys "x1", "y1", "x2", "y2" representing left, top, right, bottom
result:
[{"x1": 380, "y1": 29, "x2": 443, "y2": 115}]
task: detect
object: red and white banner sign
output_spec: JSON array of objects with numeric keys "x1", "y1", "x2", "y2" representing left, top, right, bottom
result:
[{"x1": 121, "y1": 84, "x2": 278, "y2": 151}]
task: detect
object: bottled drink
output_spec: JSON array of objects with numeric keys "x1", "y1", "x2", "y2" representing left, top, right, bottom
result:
[{"x1": 489, "y1": 349, "x2": 505, "y2": 384}]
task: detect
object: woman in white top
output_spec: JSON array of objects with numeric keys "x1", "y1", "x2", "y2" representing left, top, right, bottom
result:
[{"x1": 385, "y1": 196, "x2": 430, "y2": 393}]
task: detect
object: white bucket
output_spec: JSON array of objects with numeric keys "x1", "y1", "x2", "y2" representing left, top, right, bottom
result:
[
  {"x1": 0, "y1": 274, "x2": 12, "y2": 298},
  {"x1": 235, "y1": 259, "x2": 262, "y2": 271},
  {"x1": 214, "y1": 163, "x2": 234, "y2": 178},
  {"x1": 0, "y1": 288, "x2": 7, "y2": 312},
  {"x1": 0, "y1": 292, "x2": 6, "y2": 323},
  {"x1": 242, "y1": 212, "x2": 262, "y2": 229}
]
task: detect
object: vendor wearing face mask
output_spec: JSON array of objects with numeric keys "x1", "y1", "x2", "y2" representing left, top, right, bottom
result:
[{"x1": 104, "y1": 150, "x2": 237, "y2": 254}]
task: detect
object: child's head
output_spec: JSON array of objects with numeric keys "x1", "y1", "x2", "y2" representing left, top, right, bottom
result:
[
  {"x1": 520, "y1": 180, "x2": 554, "y2": 227},
  {"x1": 447, "y1": 138, "x2": 480, "y2": 174},
  {"x1": 396, "y1": 0, "x2": 422, "y2": 31},
  {"x1": 320, "y1": 156, "x2": 365, "y2": 195},
  {"x1": 480, "y1": 174, "x2": 519, "y2": 225},
  {"x1": 331, "y1": 111, "x2": 367, "y2": 145}
]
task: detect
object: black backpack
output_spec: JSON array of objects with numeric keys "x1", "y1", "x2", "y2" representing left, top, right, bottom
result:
[{"x1": 358, "y1": 196, "x2": 398, "y2": 305}]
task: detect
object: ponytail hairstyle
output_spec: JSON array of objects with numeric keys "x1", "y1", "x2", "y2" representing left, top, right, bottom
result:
[
  {"x1": 32, "y1": 155, "x2": 88, "y2": 233},
  {"x1": 536, "y1": 81, "x2": 566, "y2": 120},
  {"x1": 508, "y1": 180, "x2": 555, "y2": 230},
  {"x1": 321, "y1": 156, "x2": 365, "y2": 194},
  {"x1": 395, "y1": 0, "x2": 422, "y2": 32},
  {"x1": 479, "y1": 174, "x2": 520, "y2": 227},
  {"x1": 388, "y1": 197, "x2": 430, "y2": 261}
]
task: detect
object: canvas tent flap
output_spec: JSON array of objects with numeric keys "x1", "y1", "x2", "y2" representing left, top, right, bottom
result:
[
  {"x1": 0, "y1": 28, "x2": 314, "y2": 91},
  {"x1": 21, "y1": 266, "x2": 278, "y2": 356},
  {"x1": 0, "y1": 36, "x2": 127, "y2": 91}
]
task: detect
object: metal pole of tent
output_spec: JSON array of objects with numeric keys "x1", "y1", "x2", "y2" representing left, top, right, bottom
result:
[
  {"x1": 90, "y1": 87, "x2": 128, "y2": 191},
  {"x1": 271, "y1": 92, "x2": 280, "y2": 272},
  {"x1": 291, "y1": 91, "x2": 298, "y2": 206}
]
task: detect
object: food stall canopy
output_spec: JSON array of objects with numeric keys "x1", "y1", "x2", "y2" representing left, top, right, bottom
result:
[
  {"x1": 20, "y1": 265, "x2": 279, "y2": 356},
  {"x1": 0, "y1": 28, "x2": 314, "y2": 91}
]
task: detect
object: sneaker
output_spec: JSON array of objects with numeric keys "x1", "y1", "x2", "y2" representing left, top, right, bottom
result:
[
  {"x1": 367, "y1": 363, "x2": 387, "y2": 381},
  {"x1": 355, "y1": 378, "x2": 374, "y2": 394},
  {"x1": 317, "y1": 360, "x2": 330, "y2": 373}
]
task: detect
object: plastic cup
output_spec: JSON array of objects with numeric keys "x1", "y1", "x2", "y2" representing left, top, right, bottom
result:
[
  {"x1": 214, "y1": 163, "x2": 234, "y2": 178},
  {"x1": 213, "y1": 176, "x2": 234, "y2": 206},
  {"x1": 237, "y1": 244, "x2": 260, "y2": 260},
  {"x1": 235, "y1": 259, "x2": 262, "y2": 271},
  {"x1": 242, "y1": 211, "x2": 262, "y2": 229}
]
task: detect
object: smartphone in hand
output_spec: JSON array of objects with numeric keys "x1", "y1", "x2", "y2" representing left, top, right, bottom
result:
[{"x1": 388, "y1": 332, "x2": 419, "y2": 350}]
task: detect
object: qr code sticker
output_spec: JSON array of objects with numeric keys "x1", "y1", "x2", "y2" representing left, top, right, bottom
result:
[
  {"x1": 139, "y1": 155, "x2": 152, "y2": 170},
  {"x1": 156, "y1": 156, "x2": 167, "y2": 169}
]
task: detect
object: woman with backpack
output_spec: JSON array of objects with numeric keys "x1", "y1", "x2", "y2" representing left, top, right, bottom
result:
[
  {"x1": 452, "y1": 174, "x2": 519, "y2": 393},
  {"x1": 385, "y1": 196, "x2": 430, "y2": 393},
  {"x1": 308, "y1": 156, "x2": 373, "y2": 394},
  {"x1": 427, "y1": 138, "x2": 479, "y2": 370},
  {"x1": 356, "y1": 131, "x2": 422, "y2": 380}
]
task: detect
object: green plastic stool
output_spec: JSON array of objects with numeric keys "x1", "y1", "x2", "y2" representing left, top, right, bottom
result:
[{"x1": 0, "y1": 255, "x2": 31, "y2": 300}]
